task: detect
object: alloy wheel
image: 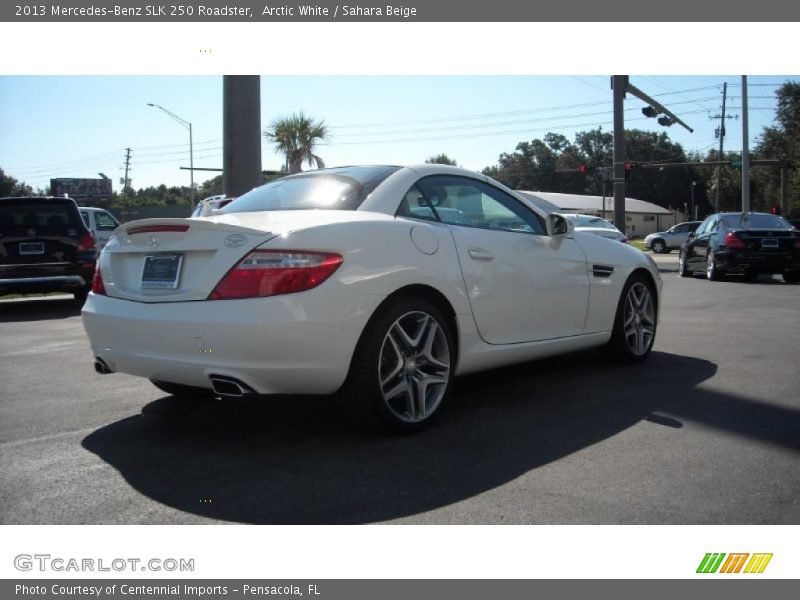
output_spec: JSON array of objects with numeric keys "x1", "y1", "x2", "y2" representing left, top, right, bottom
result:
[
  {"x1": 622, "y1": 282, "x2": 656, "y2": 357},
  {"x1": 377, "y1": 311, "x2": 451, "y2": 423}
]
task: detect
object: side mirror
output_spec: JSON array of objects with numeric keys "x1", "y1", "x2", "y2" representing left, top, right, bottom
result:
[{"x1": 546, "y1": 213, "x2": 573, "y2": 237}]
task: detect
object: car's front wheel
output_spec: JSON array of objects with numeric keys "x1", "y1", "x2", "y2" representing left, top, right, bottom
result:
[
  {"x1": 340, "y1": 296, "x2": 454, "y2": 433},
  {"x1": 651, "y1": 239, "x2": 667, "y2": 254},
  {"x1": 600, "y1": 273, "x2": 657, "y2": 363},
  {"x1": 678, "y1": 251, "x2": 691, "y2": 277}
]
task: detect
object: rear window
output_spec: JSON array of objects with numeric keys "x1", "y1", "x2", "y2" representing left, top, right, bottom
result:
[
  {"x1": 223, "y1": 166, "x2": 400, "y2": 213},
  {"x1": 722, "y1": 214, "x2": 792, "y2": 230},
  {"x1": 568, "y1": 215, "x2": 617, "y2": 230},
  {"x1": 0, "y1": 200, "x2": 82, "y2": 233}
]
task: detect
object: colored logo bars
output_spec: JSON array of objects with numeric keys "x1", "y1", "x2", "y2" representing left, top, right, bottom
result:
[{"x1": 696, "y1": 553, "x2": 773, "y2": 574}]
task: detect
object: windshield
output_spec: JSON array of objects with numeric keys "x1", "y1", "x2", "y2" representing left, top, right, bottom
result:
[
  {"x1": 223, "y1": 166, "x2": 400, "y2": 213},
  {"x1": 566, "y1": 214, "x2": 617, "y2": 230},
  {"x1": 722, "y1": 213, "x2": 792, "y2": 230}
]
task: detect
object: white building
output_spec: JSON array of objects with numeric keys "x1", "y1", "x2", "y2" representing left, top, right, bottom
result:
[{"x1": 518, "y1": 191, "x2": 684, "y2": 238}]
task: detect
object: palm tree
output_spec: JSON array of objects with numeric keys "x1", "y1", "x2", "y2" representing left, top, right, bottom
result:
[{"x1": 264, "y1": 113, "x2": 329, "y2": 174}]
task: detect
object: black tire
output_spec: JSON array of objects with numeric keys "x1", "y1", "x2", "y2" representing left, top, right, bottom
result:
[
  {"x1": 784, "y1": 271, "x2": 800, "y2": 284},
  {"x1": 73, "y1": 287, "x2": 89, "y2": 305},
  {"x1": 651, "y1": 239, "x2": 666, "y2": 254},
  {"x1": 678, "y1": 251, "x2": 691, "y2": 277},
  {"x1": 599, "y1": 273, "x2": 657, "y2": 364},
  {"x1": 339, "y1": 296, "x2": 455, "y2": 433},
  {"x1": 706, "y1": 251, "x2": 723, "y2": 281},
  {"x1": 150, "y1": 379, "x2": 215, "y2": 400}
]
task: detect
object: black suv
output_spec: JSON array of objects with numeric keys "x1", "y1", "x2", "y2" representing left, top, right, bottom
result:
[
  {"x1": 0, "y1": 196, "x2": 97, "y2": 301},
  {"x1": 678, "y1": 212, "x2": 800, "y2": 283}
]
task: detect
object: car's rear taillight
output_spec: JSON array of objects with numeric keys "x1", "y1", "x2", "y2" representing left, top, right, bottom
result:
[
  {"x1": 91, "y1": 265, "x2": 106, "y2": 296},
  {"x1": 208, "y1": 250, "x2": 343, "y2": 300},
  {"x1": 724, "y1": 231, "x2": 746, "y2": 250},
  {"x1": 78, "y1": 232, "x2": 95, "y2": 250}
]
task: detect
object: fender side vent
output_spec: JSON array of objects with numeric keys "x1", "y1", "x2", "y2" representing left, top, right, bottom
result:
[{"x1": 592, "y1": 265, "x2": 615, "y2": 278}]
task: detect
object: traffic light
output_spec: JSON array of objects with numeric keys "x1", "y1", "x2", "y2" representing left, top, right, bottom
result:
[
  {"x1": 642, "y1": 106, "x2": 659, "y2": 118},
  {"x1": 625, "y1": 163, "x2": 635, "y2": 182},
  {"x1": 578, "y1": 165, "x2": 588, "y2": 173},
  {"x1": 770, "y1": 205, "x2": 781, "y2": 215}
]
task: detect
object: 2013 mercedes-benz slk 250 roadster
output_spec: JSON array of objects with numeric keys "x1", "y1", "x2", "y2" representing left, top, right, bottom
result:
[{"x1": 82, "y1": 164, "x2": 661, "y2": 432}]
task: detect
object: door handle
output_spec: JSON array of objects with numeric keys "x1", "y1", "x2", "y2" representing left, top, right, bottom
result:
[{"x1": 468, "y1": 248, "x2": 495, "y2": 261}]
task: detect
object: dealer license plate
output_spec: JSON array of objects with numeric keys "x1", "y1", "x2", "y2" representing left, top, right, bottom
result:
[{"x1": 141, "y1": 254, "x2": 183, "y2": 289}]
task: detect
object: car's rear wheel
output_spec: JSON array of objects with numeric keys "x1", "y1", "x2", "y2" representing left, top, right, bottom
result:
[
  {"x1": 340, "y1": 296, "x2": 454, "y2": 433},
  {"x1": 784, "y1": 270, "x2": 800, "y2": 284},
  {"x1": 651, "y1": 239, "x2": 666, "y2": 254},
  {"x1": 706, "y1": 251, "x2": 723, "y2": 281},
  {"x1": 600, "y1": 273, "x2": 657, "y2": 364},
  {"x1": 150, "y1": 379, "x2": 215, "y2": 400}
]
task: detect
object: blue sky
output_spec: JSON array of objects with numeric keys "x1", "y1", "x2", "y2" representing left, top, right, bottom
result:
[{"x1": 0, "y1": 74, "x2": 793, "y2": 193}]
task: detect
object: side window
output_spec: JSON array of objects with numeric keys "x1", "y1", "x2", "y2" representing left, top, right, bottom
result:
[
  {"x1": 697, "y1": 217, "x2": 713, "y2": 235},
  {"x1": 80, "y1": 211, "x2": 90, "y2": 227},
  {"x1": 95, "y1": 211, "x2": 119, "y2": 231},
  {"x1": 414, "y1": 175, "x2": 545, "y2": 234},
  {"x1": 708, "y1": 219, "x2": 720, "y2": 233},
  {"x1": 396, "y1": 185, "x2": 438, "y2": 222}
]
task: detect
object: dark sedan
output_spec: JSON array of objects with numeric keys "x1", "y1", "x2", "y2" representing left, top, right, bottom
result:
[
  {"x1": 678, "y1": 212, "x2": 800, "y2": 283},
  {"x1": 0, "y1": 196, "x2": 97, "y2": 301}
]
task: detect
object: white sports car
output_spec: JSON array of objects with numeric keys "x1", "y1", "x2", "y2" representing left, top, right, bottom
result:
[{"x1": 82, "y1": 165, "x2": 661, "y2": 432}]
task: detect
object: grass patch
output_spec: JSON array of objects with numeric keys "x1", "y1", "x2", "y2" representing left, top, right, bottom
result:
[{"x1": 629, "y1": 239, "x2": 648, "y2": 252}]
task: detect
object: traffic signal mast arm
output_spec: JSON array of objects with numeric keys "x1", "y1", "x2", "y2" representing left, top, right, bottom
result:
[{"x1": 626, "y1": 82, "x2": 694, "y2": 133}]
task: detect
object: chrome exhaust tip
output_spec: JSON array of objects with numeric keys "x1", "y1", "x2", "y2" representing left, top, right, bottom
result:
[{"x1": 209, "y1": 375, "x2": 255, "y2": 398}]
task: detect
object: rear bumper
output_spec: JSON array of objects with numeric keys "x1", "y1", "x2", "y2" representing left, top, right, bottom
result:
[
  {"x1": 81, "y1": 289, "x2": 384, "y2": 395},
  {"x1": 717, "y1": 251, "x2": 800, "y2": 274},
  {"x1": 0, "y1": 274, "x2": 88, "y2": 295}
]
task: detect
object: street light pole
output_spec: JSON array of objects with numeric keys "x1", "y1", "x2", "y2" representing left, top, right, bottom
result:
[
  {"x1": 691, "y1": 180, "x2": 696, "y2": 220},
  {"x1": 147, "y1": 103, "x2": 195, "y2": 208}
]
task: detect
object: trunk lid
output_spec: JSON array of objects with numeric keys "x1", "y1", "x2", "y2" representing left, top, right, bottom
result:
[
  {"x1": 98, "y1": 210, "x2": 383, "y2": 302},
  {"x1": 729, "y1": 228, "x2": 796, "y2": 253},
  {"x1": 99, "y1": 217, "x2": 277, "y2": 302}
]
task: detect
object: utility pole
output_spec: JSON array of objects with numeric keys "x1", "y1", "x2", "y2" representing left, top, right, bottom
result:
[
  {"x1": 612, "y1": 75, "x2": 627, "y2": 233},
  {"x1": 714, "y1": 82, "x2": 727, "y2": 212},
  {"x1": 611, "y1": 75, "x2": 693, "y2": 233},
  {"x1": 122, "y1": 147, "x2": 132, "y2": 196},
  {"x1": 223, "y1": 76, "x2": 262, "y2": 197},
  {"x1": 741, "y1": 76, "x2": 750, "y2": 212}
]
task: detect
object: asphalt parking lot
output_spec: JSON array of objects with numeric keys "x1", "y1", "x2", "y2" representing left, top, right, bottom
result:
[{"x1": 1, "y1": 256, "x2": 799, "y2": 524}]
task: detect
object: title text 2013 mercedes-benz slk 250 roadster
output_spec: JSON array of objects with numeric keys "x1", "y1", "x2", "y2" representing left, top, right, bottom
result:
[{"x1": 82, "y1": 165, "x2": 661, "y2": 432}]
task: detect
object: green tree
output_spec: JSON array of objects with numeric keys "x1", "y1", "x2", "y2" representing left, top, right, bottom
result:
[
  {"x1": 425, "y1": 153, "x2": 457, "y2": 165},
  {"x1": 752, "y1": 81, "x2": 800, "y2": 216},
  {"x1": 264, "y1": 112, "x2": 328, "y2": 174},
  {"x1": 0, "y1": 168, "x2": 33, "y2": 196}
]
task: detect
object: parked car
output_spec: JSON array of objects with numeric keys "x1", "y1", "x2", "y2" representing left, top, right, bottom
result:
[
  {"x1": 82, "y1": 165, "x2": 661, "y2": 432},
  {"x1": 560, "y1": 213, "x2": 628, "y2": 243},
  {"x1": 644, "y1": 221, "x2": 702, "y2": 254},
  {"x1": 678, "y1": 212, "x2": 800, "y2": 282},
  {"x1": 79, "y1": 207, "x2": 120, "y2": 251},
  {"x1": 0, "y1": 196, "x2": 96, "y2": 302},
  {"x1": 191, "y1": 195, "x2": 236, "y2": 217}
]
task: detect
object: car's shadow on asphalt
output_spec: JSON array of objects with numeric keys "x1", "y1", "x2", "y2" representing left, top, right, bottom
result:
[
  {"x1": 0, "y1": 296, "x2": 81, "y2": 322},
  {"x1": 81, "y1": 350, "x2": 800, "y2": 524}
]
